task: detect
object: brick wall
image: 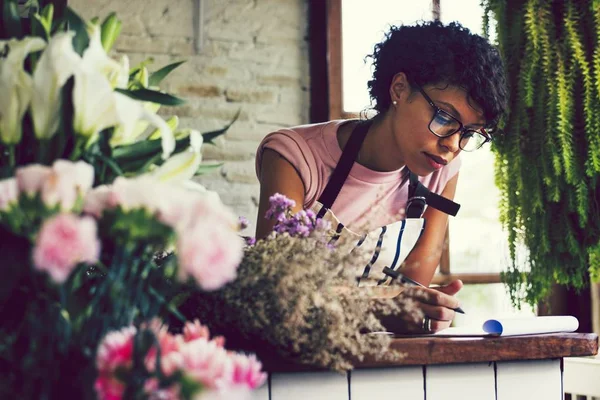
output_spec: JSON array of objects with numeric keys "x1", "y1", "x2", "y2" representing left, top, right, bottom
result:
[{"x1": 69, "y1": 0, "x2": 310, "y2": 235}]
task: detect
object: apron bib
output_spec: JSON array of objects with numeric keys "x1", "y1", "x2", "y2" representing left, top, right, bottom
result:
[{"x1": 312, "y1": 120, "x2": 460, "y2": 287}]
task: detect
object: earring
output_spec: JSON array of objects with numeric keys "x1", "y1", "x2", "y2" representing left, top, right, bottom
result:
[{"x1": 392, "y1": 100, "x2": 397, "y2": 105}]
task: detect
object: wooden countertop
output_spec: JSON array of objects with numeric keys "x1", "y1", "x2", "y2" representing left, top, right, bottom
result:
[{"x1": 260, "y1": 333, "x2": 598, "y2": 373}]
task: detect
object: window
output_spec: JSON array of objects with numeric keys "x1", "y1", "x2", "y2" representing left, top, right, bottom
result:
[{"x1": 315, "y1": 0, "x2": 535, "y2": 320}]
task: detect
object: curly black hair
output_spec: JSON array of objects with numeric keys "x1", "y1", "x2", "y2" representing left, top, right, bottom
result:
[{"x1": 366, "y1": 21, "x2": 508, "y2": 129}]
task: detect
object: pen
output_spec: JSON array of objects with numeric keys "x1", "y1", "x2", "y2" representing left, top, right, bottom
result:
[{"x1": 382, "y1": 267, "x2": 465, "y2": 314}]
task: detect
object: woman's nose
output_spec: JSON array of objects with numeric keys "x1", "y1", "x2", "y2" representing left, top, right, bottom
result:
[{"x1": 438, "y1": 131, "x2": 461, "y2": 153}]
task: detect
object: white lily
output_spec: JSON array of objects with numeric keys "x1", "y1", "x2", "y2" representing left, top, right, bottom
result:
[
  {"x1": 83, "y1": 24, "x2": 126, "y2": 87},
  {"x1": 72, "y1": 65, "x2": 120, "y2": 139},
  {"x1": 31, "y1": 32, "x2": 81, "y2": 139},
  {"x1": 150, "y1": 130, "x2": 203, "y2": 182},
  {"x1": 110, "y1": 101, "x2": 160, "y2": 146},
  {"x1": 114, "y1": 92, "x2": 175, "y2": 159},
  {"x1": 72, "y1": 26, "x2": 133, "y2": 139},
  {"x1": 113, "y1": 55, "x2": 129, "y2": 89},
  {"x1": 0, "y1": 37, "x2": 46, "y2": 144}
]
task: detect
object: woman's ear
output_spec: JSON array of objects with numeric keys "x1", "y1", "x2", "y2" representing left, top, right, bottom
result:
[{"x1": 389, "y1": 72, "x2": 411, "y2": 104}]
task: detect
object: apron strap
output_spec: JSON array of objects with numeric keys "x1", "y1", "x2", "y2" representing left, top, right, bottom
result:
[
  {"x1": 406, "y1": 170, "x2": 461, "y2": 217},
  {"x1": 316, "y1": 120, "x2": 372, "y2": 218},
  {"x1": 316, "y1": 119, "x2": 461, "y2": 219}
]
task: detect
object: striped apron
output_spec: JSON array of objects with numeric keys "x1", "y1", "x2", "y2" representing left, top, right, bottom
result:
[{"x1": 310, "y1": 120, "x2": 460, "y2": 286}]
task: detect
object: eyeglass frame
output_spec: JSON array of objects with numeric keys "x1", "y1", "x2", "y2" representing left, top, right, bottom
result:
[{"x1": 414, "y1": 84, "x2": 493, "y2": 151}]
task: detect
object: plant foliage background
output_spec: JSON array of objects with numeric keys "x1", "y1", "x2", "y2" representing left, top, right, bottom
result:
[{"x1": 483, "y1": 0, "x2": 600, "y2": 307}]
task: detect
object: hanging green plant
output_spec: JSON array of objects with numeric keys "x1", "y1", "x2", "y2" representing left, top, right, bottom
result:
[{"x1": 483, "y1": 0, "x2": 600, "y2": 308}]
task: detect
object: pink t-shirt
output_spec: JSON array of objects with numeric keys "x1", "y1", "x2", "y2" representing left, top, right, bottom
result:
[{"x1": 256, "y1": 120, "x2": 461, "y2": 231}]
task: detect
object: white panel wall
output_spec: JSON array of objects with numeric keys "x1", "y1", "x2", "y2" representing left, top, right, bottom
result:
[{"x1": 427, "y1": 363, "x2": 495, "y2": 400}]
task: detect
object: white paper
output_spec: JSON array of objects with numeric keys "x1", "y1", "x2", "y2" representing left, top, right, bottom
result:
[{"x1": 433, "y1": 316, "x2": 579, "y2": 337}]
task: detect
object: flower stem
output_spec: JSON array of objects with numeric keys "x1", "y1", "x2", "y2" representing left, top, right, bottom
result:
[{"x1": 8, "y1": 145, "x2": 15, "y2": 168}]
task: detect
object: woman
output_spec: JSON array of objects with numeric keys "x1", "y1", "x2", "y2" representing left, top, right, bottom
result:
[{"x1": 255, "y1": 21, "x2": 508, "y2": 333}]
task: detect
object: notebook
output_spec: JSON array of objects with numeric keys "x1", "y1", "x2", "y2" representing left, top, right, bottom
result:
[
  {"x1": 432, "y1": 315, "x2": 579, "y2": 337},
  {"x1": 369, "y1": 315, "x2": 580, "y2": 337}
]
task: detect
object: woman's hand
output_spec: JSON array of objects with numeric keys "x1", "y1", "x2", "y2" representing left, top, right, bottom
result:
[{"x1": 377, "y1": 279, "x2": 464, "y2": 334}]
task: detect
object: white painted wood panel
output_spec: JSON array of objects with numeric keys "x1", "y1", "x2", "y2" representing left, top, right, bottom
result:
[
  {"x1": 270, "y1": 371, "x2": 348, "y2": 400},
  {"x1": 426, "y1": 363, "x2": 495, "y2": 400},
  {"x1": 351, "y1": 367, "x2": 424, "y2": 400},
  {"x1": 496, "y1": 359, "x2": 562, "y2": 400},
  {"x1": 564, "y1": 356, "x2": 600, "y2": 397}
]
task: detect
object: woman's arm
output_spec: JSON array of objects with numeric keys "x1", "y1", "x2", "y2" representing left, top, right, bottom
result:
[
  {"x1": 255, "y1": 148, "x2": 306, "y2": 240},
  {"x1": 400, "y1": 173, "x2": 460, "y2": 286}
]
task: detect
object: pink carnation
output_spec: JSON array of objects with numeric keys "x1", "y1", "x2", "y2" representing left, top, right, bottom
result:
[
  {"x1": 176, "y1": 222, "x2": 243, "y2": 291},
  {"x1": 0, "y1": 178, "x2": 18, "y2": 211},
  {"x1": 83, "y1": 185, "x2": 111, "y2": 217},
  {"x1": 143, "y1": 323, "x2": 183, "y2": 376},
  {"x1": 230, "y1": 354, "x2": 267, "y2": 390},
  {"x1": 183, "y1": 319, "x2": 211, "y2": 342},
  {"x1": 15, "y1": 161, "x2": 94, "y2": 211},
  {"x1": 95, "y1": 326, "x2": 137, "y2": 400},
  {"x1": 42, "y1": 160, "x2": 94, "y2": 210},
  {"x1": 32, "y1": 213, "x2": 100, "y2": 283},
  {"x1": 144, "y1": 379, "x2": 180, "y2": 400},
  {"x1": 178, "y1": 339, "x2": 233, "y2": 390},
  {"x1": 16, "y1": 164, "x2": 51, "y2": 195}
]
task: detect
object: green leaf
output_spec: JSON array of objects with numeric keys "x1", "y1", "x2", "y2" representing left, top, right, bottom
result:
[
  {"x1": 195, "y1": 162, "x2": 223, "y2": 175},
  {"x1": 148, "y1": 61, "x2": 185, "y2": 87},
  {"x1": 31, "y1": 15, "x2": 49, "y2": 40},
  {"x1": 112, "y1": 139, "x2": 162, "y2": 161},
  {"x1": 128, "y1": 57, "x2": 154, "y2": 78},
  {"x1": 122, "y1": 152, "x2": 162, "y2": 174},
  {"x1": 100, "y1": 12, "x2": 122, "y2": 53},
  {"x1": 115, "y1": 88, "x2": 186, "y2": 106},
  {"x1": 1, "y1": 0, "x2": 23, "y2": 39},
  {"x1": 32, "y1": 4, "x2": 53, "y2": 39},
  {"x1": 64, "y1": 7, "x2": 89, "y2": 56},
  {"x1": 202, "y1": 108, "x2": 241, "y2": 144}
]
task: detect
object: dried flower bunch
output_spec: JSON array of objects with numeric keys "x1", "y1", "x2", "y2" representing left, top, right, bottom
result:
[{"x1": 180, "y1": 194, "x2": 420, "y2": 371}]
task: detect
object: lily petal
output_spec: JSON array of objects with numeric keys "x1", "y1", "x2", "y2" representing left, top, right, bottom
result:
[
  {"x1": 31, "y1": 32, "x2": 81, "y2": 139},
  {"x1": 82, "y1": 24, "x2": 124, "y2": 86},
  {"x1": 0, "y1": 37, "x2": 46, "y2": 144},
  {"x1": 113, "y1": 92, "x2": 175, "y2": 159},
  {"x1": 72, "y1": 66, "x2": 120, "y2": 138},
  {"x1": 150, "y1": 130, "x2": 202, "y2": 182}
]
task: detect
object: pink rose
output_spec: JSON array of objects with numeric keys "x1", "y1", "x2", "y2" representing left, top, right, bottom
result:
[
  {"x1": 32, "y1": 213, "x2": 100, "y2": 283},
  {"x1": 176, "y1": 222, "x2": 243, "y2": 291},
  {"x1": 15, "y1": 164, "x2": 51, "y2": 195},
  {"x1": 0, "y1": 178, "x2": 18, "y2": 211}
]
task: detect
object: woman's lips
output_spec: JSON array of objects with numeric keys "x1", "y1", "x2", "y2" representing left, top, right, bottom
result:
[{"x1": 424, "y1": 153, "x2": 448, "y2": 169}]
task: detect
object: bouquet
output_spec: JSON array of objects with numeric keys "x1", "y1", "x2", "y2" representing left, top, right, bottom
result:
[
  {"x1": 0, "y1": 3, "x2": 264, "y2": 399},
  {"x1": 180, "y1": 194, "x2": 419, "y2": 371}
]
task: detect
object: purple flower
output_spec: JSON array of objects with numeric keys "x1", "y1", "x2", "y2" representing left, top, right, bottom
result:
[
  {"x1": 238, "y1": 216, "x2": 249, "y2": 230},
  {"x1": 265, "y1": 193, "x2": 296, "y2": 221}
]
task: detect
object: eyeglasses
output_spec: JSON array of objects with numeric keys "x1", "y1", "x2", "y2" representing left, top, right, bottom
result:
[{"x1": 415, "y1": 85, "x2": 492, "y2": 152}]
